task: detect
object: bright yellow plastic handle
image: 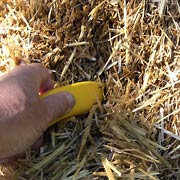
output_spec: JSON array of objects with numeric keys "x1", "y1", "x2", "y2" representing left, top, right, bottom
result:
[{"x1": 41, "y1": 81, "x2": 103, "y2": 126}]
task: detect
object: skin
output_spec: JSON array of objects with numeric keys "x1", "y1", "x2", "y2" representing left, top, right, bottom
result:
[{"x1": 0, "y1": 63, "x2": 75, "y2": 161}]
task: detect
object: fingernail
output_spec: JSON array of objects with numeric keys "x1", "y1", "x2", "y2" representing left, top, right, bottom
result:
[{"x1": 64, "y1": 93, "x2": 76, "y2": 109}]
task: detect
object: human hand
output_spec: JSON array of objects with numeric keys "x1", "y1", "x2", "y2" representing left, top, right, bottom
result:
[{"x1": 0, "y1": 63, "x2": 75, "y2": 159}]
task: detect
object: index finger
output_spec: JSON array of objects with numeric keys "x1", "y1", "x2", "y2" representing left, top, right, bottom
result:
[{"x1": 9, "y1": 63, "x2": 52, "y2": 93}]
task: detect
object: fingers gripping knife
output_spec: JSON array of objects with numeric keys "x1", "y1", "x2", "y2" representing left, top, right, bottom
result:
[{"x1": 41, "y1": 81, "x2": 104, "y2": 126}]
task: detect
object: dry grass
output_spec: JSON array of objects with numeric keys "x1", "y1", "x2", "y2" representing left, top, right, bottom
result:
[{"x1": 1, "y1": 0, "x2": 180, "y2": 179}]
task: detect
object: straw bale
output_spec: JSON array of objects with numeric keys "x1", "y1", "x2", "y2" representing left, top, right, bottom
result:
[{"x1": 1, "y1": 0, "x2": 180, "y2": 179}]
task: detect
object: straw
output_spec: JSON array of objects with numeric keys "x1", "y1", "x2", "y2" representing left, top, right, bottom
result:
[{"x1": 1, "y1": 0, "x2": 180, "y2": 179}]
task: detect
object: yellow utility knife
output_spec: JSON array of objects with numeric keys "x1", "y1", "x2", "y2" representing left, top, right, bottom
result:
[{"x1": 41, "y1": 81, "x2": 104, "y2": 126}]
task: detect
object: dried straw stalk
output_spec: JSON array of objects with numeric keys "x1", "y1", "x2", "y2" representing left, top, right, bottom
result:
[{"x1": 0, "y1": 0, "x2": 180, "y2": 179}]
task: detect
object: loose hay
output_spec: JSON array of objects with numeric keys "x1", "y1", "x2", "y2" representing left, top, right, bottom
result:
[{"x1": 1, "y1": 0, "x2": 180, "y2": 179}]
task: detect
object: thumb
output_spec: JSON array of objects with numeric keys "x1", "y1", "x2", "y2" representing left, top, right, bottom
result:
[{"x1": 42, "y1": 92, "x2": 75, "y2": 123}]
